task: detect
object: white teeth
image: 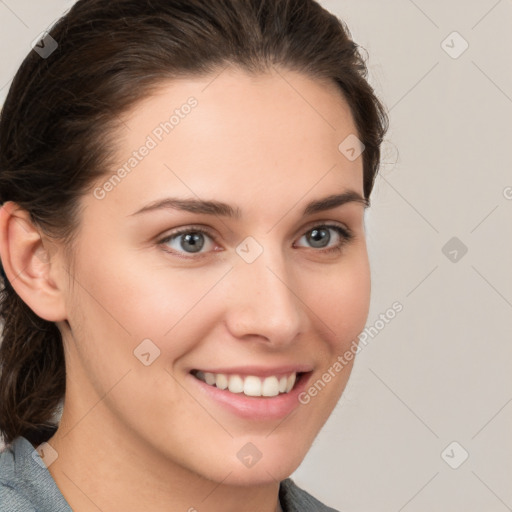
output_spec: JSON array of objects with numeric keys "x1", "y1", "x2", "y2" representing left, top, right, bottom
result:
[
  {"x1": 262, "y1": 376, "x2": 279, "y2": 397},
  {"x1": 278, "y1": 376, "x2": 288, "y2": 393},
  {"x1": 204, "y1": 372, "x2": 216, "y2": 386},
  {"x1": 194, "y1": 371, "x2": 299, "y2": 397},
  {"x1": 285, "y1": 373, "x2": 296, "y2": 393},
  {"x1": 228, "y1": 375, "x2": 244, "y2": 393},
  {"x1": 215, "y1": 373, "x2": 228, "y2": 390},
  {"x1": 243, "y1": 376, "x2": 262, "y2": 397}
]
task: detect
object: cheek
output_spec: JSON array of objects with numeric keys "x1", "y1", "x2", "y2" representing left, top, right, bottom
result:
[
  {"x1": 67, "y1": 231, "x2": 370, "y2": 374},
  {"x1": 305, "y1": 250, "x2": 371, "y2": 352},
  {"x1": 69, "y1": 247, "x2": 231, "y2": 359},
  {"x1": 63, "y1": 249, "x2": 225, "y2": 421}
]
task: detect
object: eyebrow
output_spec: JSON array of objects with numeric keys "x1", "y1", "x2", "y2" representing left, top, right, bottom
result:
[{"x1": 129, "y1": 190, "x2": 368, "y2": 218}]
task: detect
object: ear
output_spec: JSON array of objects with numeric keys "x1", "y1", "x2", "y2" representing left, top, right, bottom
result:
[{"x1": 0, "y1": 201, "x2": 68, "y2": 322}]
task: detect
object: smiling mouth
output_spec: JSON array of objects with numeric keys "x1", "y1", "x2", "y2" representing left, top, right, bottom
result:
[{"x1": 190, "y1": 370, "x2": 307, "y2": 398}]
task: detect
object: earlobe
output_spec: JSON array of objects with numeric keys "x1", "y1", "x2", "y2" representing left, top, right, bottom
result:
[{"x1": 0, "y1": 201, "x2": 68, "y2": 322}]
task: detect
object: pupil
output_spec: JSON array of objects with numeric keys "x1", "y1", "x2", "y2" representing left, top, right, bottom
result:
[
  {"x1": 308, "y1": 228, "x2": 330, "y2": 248},
  {"x1": 181, "y1": 232, "x2": 204, "y2": 253}
]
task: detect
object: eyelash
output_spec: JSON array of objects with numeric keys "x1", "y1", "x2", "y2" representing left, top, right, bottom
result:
[{"x1": 158, "y1": 223, "x2": 354, "y2": 259}]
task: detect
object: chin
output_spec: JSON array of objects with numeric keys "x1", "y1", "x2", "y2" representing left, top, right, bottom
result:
[
  {"x1": 210, "y1": 443, "x2": 307, "y2": 487},
  {"x1": 215, "y1": 462, "x2": 302, "y2": 487}
]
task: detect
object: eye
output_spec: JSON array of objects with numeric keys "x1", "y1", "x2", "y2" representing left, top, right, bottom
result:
[
  {"x1": 295, "y1": 224, "x2": 353, "y2": 253},
  {"x1": 158, "y1": 223, "x2": 353, "y2": 259},
  {"x1": 159, "y1": 227, "x2": 217, "y2": 256}
]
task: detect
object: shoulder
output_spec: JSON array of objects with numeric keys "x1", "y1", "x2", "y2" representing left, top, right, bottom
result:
[
  {"x1": 0, "y1": 482, "x2": 37, "y2": 512},
  {"x1": 0, "y1": 443, "x2": 37, "y2": 512},
  {"x1": 1, "y1": 435, "x2": 71, "y2": 512},
  {"x1": 279, "y1": 477, "x2": 340, "y2": 512}
]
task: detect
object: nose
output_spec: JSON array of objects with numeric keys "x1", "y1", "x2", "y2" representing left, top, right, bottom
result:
[{"x1": 223, "y1": 248, "x2": 305, "y2": 346}]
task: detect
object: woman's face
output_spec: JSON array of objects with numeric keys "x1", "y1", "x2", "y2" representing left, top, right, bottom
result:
[{"x1": 55, "y1": 67, "x2": 371, "y2": 485}]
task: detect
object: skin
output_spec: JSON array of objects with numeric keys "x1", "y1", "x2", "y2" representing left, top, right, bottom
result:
[{"x1": 0, "y1": 66, "x2": 371, "y2": 512}]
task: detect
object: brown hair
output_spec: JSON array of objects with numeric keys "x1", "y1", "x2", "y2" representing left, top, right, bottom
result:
[{"x1": 0, "y1": 0, "x2": 388, "y2": 446}]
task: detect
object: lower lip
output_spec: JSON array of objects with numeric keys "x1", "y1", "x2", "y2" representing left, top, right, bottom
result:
[{"x1": 187, "y1": 372, "x2": 312, "y2": 420}]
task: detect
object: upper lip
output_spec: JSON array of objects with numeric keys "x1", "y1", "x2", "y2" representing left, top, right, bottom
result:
[{"x1": 191, "y1": 365, "x2": 314, "y2": 378}]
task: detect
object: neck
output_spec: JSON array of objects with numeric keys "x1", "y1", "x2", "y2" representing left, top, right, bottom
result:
[{"x1": 46, "y1": 408, "x2": 282, "y2": 512}]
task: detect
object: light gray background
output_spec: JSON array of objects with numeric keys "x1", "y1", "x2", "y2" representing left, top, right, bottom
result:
[{"x1": 1, "y1": 1, "x2": 511, "y2": 511}]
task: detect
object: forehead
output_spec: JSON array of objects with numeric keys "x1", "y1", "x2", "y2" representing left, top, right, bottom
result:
[{"x1": 91, "y1": 67, "x2": 363, "y2": 218}]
